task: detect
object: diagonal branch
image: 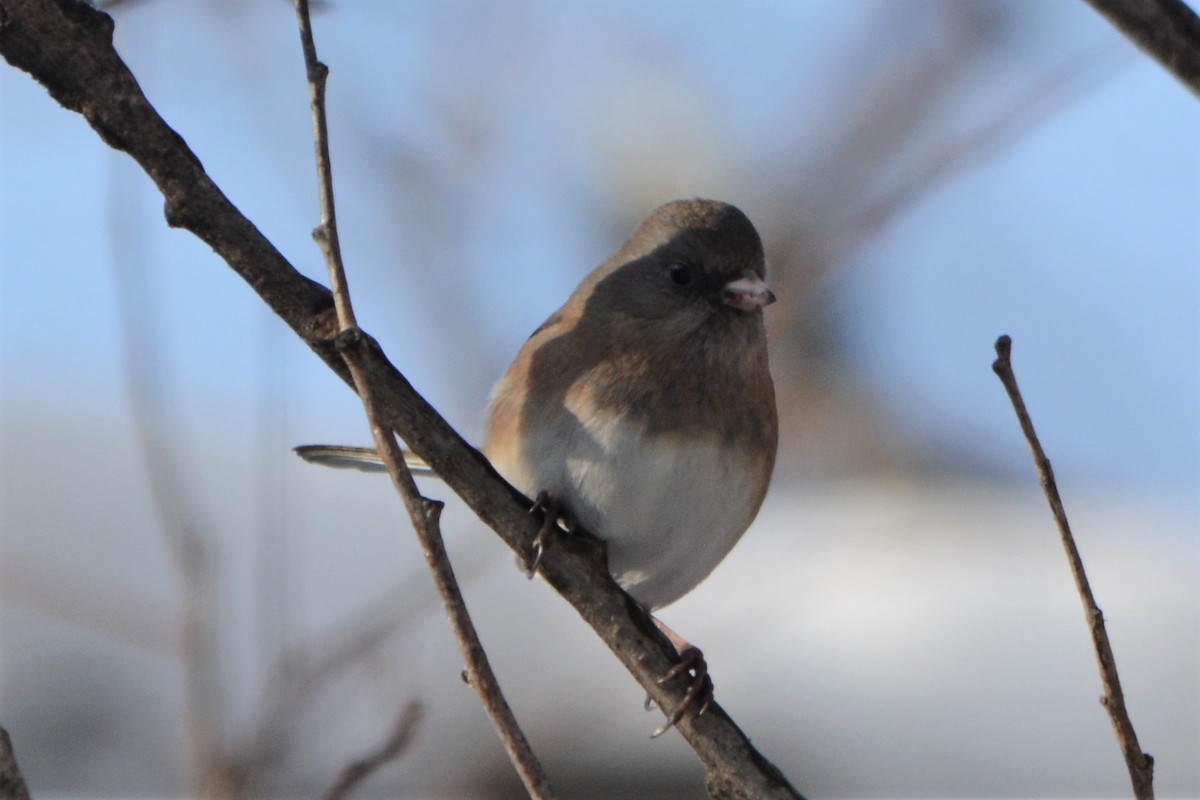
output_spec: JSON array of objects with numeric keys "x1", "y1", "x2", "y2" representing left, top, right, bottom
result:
[
  {"x1": 1080, "y1": 0, "x2": 1200, "y2": 96},
  {"x1": 992, "y1": 335, "x2": 1154, "y2": 800},
  {"x1": 0, "y1": 2, "x2": 803, "y2": 796}
]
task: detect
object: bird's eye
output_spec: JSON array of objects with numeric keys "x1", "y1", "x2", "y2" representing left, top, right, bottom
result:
[{"x1": 668, "y1": 263, "x2": 693, "y2": 286}]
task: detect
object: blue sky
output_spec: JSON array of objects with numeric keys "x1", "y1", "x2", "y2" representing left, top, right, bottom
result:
[{"x1": 3, "y1": 1, "x2": 1195, "y2": 499}]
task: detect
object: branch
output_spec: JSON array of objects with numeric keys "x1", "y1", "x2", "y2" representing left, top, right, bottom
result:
[
  {"x1": 321, "y1": 702, "x2": 423, "y2": 800},
  {"x1": 1080, "y1": 0, "x2": 1200, "y2": 95},
  {"x1": 991, "y1": 335, "x2": 1154, "y2": 800},
  {"x1": 0, "y1": 727, "x2": 31, "y2": 800},
  {"x1": 0, "y1": 2, "x2": 803, "y2": 796},
  {"x1": 292, "y1": 0, "x2": 354, "y2": 331},
  {"x1": 289, "y1": 3, "x2": 554, "y2": 796},
  {"x1": 244, "y1": 569, "x2": 452, "y2": 774}
]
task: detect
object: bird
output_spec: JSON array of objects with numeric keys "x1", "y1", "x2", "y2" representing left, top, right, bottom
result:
[{"x1": 297, "y1": 198, "x2": 778, "y2": 731}]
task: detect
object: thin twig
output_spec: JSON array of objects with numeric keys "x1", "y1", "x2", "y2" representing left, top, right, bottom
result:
[
  {"x1": 322, "y1": 702, "x2": 423, "y2": 800},
  {"x1": 340, "y1": 334, "x2": 555, "y2": 799},
  {"x1": 292, "y1": 0, "x2": 354, "y2": 331},
  {"x1": 991, "y1": 335, "x2": 1155, "y2": 800},
  {"x1": 291, "y1": 2, "x2": 554, "y2": 796}
]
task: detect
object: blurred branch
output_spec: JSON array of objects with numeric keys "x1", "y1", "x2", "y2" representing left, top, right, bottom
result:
[
  {"x1": 0, "y1": 547, "x2": 177, "y2": 653},
  {"x1": 769, "y1": 45, "x2": 1118, "y2": 345},
  {"x1": 817, "y1": 49, "x2": 1119, "y2": 277},
  {"x1": 244, "y1": 573, "x2": 440, "y2": 772},
  {"x1": 991, "y1": 335, "x2": 1155, "y2": 800},
  {"x1": 291, "y1": 2, "x2": 553, "y2": 795},
  {"x1": 321, "y1": 703, "x2": 423, "y2": 800},
  {"x1": 0, "y1": 2, "x2": 803, "y2": 796},
  {"x1": 1081, "y1": 0, "x2": 1200, "y2": 95},
  {"x1": 767, "y1": 4, "x2": 1005, "y2": 294},
  {"x1": 0, "y1": 727, "x2": 32, "y2": 800},
  {"x1": 106, "y1": 102, "x2": 225, "y2": 795}
]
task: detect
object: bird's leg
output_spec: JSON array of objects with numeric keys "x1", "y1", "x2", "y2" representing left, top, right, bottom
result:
[
  {"x1": 649, "y1": 617, "x2": 713, "y2": 737},
  {"x1": 525, "y1": 490, "x2": 575, "y2": 578}
]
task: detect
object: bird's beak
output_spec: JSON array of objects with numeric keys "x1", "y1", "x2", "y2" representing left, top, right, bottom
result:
[{"x1": 722, "y1": 271, "x2": 776, "y2": 312}]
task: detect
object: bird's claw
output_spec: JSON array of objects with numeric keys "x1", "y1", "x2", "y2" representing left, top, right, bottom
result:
[
  {"x1": 649, "y1": 645, "x2": 712, "y2": 738},
  {"x1": 526, "y1": 491, "x2": 574, "y2": 578}
]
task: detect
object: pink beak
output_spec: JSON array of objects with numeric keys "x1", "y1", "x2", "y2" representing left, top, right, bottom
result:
[{"x1": 722, "y1": 272, "x2": 776, "y2": 312}]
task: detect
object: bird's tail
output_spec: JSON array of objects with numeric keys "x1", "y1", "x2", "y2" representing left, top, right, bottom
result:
[{"x1": 293, "y1": 444, "x2": 435, "y2": 476}]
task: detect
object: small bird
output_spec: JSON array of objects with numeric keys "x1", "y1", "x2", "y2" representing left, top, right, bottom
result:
[{"x1": 298, "y1": 198, "x2": 777, "y2": 730}]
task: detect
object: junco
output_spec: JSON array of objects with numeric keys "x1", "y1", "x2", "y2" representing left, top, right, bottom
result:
[{"x1": 298, "y1": 198, "x2": 777, "y2": 728}]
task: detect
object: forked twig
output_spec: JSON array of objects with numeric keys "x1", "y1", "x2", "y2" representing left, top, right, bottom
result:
[
  {"x1": 991, "y1": 335, "x2": 1154, "y2": 800},
  {"x1": 291, "y1": 2, "x2": 554, "y2": 796}
]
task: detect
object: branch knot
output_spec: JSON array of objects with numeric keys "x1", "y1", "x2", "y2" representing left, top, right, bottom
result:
[{"x1": 333, "y1": 326, "x2": 363, "y2": 351}]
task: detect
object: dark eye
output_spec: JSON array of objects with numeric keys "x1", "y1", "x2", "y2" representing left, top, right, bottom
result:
[{"x1": 668, "y1": 263, "x2": 693, "y2": 286}]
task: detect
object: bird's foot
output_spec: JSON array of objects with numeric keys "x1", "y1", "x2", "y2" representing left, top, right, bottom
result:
[
  {"x1": 525, "y1": 491, "x2": 575, "y2": 578},
  {"x1": 648, "y1": 620, "x2": 713, "y2": 737},
  {"x1": 650, "y1": 646, "x2": 712, "y2": 737}
]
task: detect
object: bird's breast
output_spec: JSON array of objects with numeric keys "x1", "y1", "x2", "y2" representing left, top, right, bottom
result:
[{"x1": 502, "y1": 383, "x2": 771, "y2": 610}]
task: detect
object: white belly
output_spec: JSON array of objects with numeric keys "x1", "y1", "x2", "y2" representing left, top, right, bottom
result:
[{"x1": 513, "y1": 402, "x2": 766, "y2": 610}]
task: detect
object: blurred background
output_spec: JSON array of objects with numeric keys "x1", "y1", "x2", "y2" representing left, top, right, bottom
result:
[{"x1": 1, "y1": 1, "x2": 1197, "y2": 797}]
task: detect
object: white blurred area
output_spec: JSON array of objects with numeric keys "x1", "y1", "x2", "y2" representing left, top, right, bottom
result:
[
  {"x1": 2, "y1": 1, "x2": 1197, "y2": 798},
  {"x1": 3, "y1": 428, "x2": 1196, "y2": 797}
]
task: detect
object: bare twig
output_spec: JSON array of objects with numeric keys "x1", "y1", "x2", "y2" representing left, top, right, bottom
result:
[
  {"x1": 991, "y1": 335, "x2": 1155, "y2": 800},
  {"x1": 0, "y1": 3, "x2": 803, "y2": 796},
  {"x1": 1080, "y1": 0, "x2": 1200, "y2": 96},
  {"x1": 341, "y1": 337, "x2": 556, "y2": 799},
  {"x1": 322, "y1": 702, "x2": 423, "y2": 800},
  {"x1": 0, "y1": 727, "x2": 32, "y2": 800},
  {"x1": 291, "y1": 2, "x2": 554, "y2": 796},
  {"x1": 292, "y1": 0, "x2": 354, "y2": 331}
]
